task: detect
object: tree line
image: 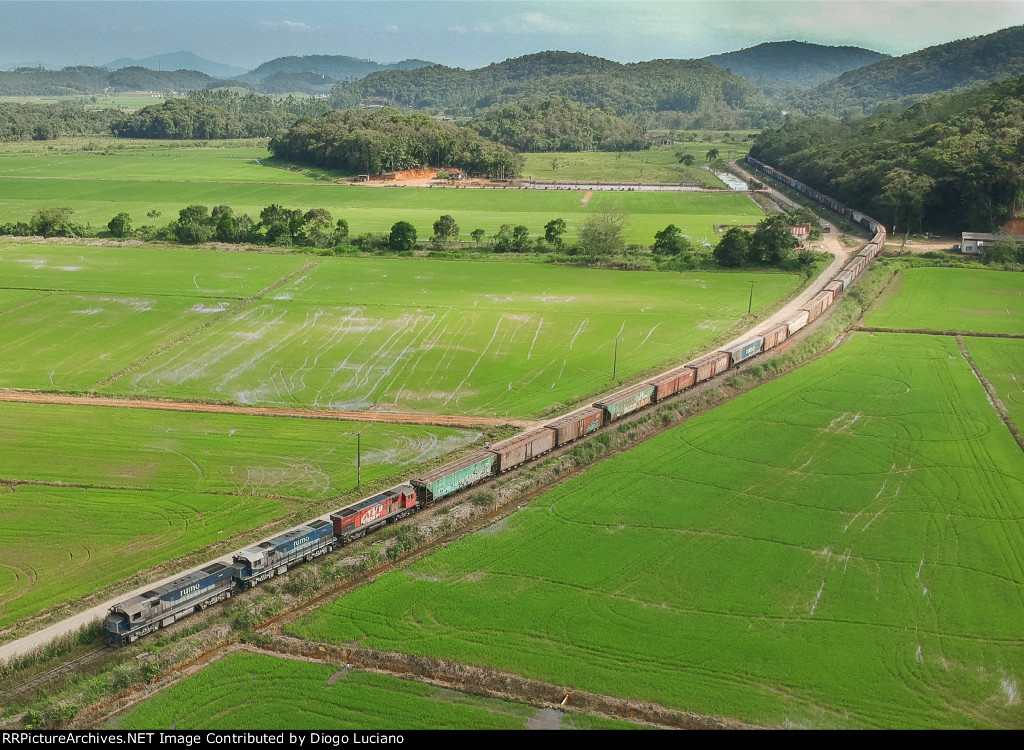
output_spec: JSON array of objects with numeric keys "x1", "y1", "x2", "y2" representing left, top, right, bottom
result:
[{"x1": 1, "y1": 203, "x2": 822, "y2": 273}]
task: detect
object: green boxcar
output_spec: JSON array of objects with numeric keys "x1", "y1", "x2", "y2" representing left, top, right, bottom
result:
[
  {"x1": 411, "y1": 450, "x2": 497, "y2": 504},
  {"x1": 595, "y1": 384, "x2": 656, "y2": 422}
]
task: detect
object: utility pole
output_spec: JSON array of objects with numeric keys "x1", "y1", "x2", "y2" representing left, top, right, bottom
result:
[
  {"x1": 747, "y1": 280, "x2": 755, "y2": 315},
  {"x1": 356, "y1": 431, "x2": 362, "y2": 488},
  {"x1": 612, "y1": 337, "x2": 620, "y2": 382}
]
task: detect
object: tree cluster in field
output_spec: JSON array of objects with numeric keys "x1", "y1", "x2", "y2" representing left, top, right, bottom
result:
[
  {"x1": 751, "y1": 74, "x2": 1024, "y2": 233},
  {"x1": 268, "y1": 108, "x2": 523, "y2": 178},
  {"x1": 467, "y1": 97, "x2": 649, "y2": 152},
  {"x1": 0, "y1": 101, "x2": 117, "y2": 142},
  {"x1": 712, "y1": 213, "x2": 816, "y2": 269},
  {"x1": 110, "y1": 91, "x2": 331, "y2": 139},
  {"x1": 0, "y1": 66, "x2": 231, "y2": 97}
]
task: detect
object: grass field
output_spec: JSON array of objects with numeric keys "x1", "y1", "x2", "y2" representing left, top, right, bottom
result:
[
  {"x1": 0, "y1": 244, "x2": 801, "y2": 416},
  {"x1": 0, "y1": 140, "x2": 764, "y2": 244},
  {"x1": 967, "y1": 337, "x2": 1024, "y2": 432},
  {"x1": 108, "y1": 651, "x2": 636, "y2": 730},
  {"x1": 0, "y1": 399, "x2": 477, "y2": 629},
  {"x1": 0, "y1": 95, "x2": 165, "y2": 109},
  {"x1": 521, "y1": 141, "x2": 754, "y2": 186},
  {"x1": 97, "y1": 256, "x2": 801, "y2": 416},
  {"x1": 288, "y1": 332, "x2": 1024, "y2": 728},
  {"x1": 866, "y1": 267, "x2": 1024, "y2": 334}
]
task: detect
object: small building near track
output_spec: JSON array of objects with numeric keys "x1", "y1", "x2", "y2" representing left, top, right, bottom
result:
[{"x1": 960, "y1": 231, "x2": 1024, "y2": 255}]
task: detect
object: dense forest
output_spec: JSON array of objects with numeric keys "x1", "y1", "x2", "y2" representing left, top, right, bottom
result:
[
  {"x1": 751, "y1": 74, "x2": 1024, "y2": 232},
  {"x1": 328, "y1": 51, "x2": 772, "y2": 128},
  {"x1": 268, "y1": 108, "x2": 523, "y2": 178},
  {"x1": 0, "y1": 101, "x2": 116, "y2": 141},
  {"x1": 795, "y1": 25, "x2": 1024, "y2": 116},
  {"x1": 467, "y1": 97, "x2": 649, "y2": 152},
  {"x1": 110, "y1": 91, "x2": 330, "y2": 139}
]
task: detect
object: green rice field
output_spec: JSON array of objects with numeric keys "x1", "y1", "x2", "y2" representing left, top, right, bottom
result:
[
  {"x1": 0, "y1": 399, "x2": 478, "y2": 628},
  {"x1": 866, "y1": 267, "x2": 1024, "y2": 334},
  {"x1": 102, "y1": 258, "x2": 799, "y2": 416},
  {"x1": 0, "y1": 141, "x2": 764, "y2": 244},
  {"x1": 109, "y1": 651, "x2": 636, "y2": 730},
  {"x1": 288, "y1": 332, "x2": 1024, "y2": 728},
  {"x1": 967, "y1": 337, "x2": 1024, "y2": 432},
  {"x1": 0, "y1": 244, "x2": 801, "y2": 416}
]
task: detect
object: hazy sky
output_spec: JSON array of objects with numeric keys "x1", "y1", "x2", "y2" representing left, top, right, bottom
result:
[{"x1": 3, "y1": 1, "x2": 1024, "y2": 70}]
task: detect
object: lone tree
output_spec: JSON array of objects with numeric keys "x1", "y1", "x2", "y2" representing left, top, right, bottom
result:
[
  {"x1": 107, "y1": 212, "x2": 133, "y2": 239},
  {"x1": 31, "y1": 207, "x2": 80, "y2": 238},
  {"x1": 544, "y1": 218, "x2": 567, "y2": 249},
  {"x1": 432, "y1": 215, "x2": 460, "y2": 249},
  {"x1": 388, "y1": 221, "x2": 417, "y2": 252},
  {"x1": 705, "y1": 148, "x2": 720, "y2": 163},
  {"x1": 677, "y1": 153, "x2": 695, "y2": 166},
  {"x1": 577, "y1": 207, "x2": 628, "y2": 259},
  {"x1": 471, "y1": 228, "x2": 485, "y2": 245},
  {"x1": 652, "y1": 224, "x2": 692, "y2": 256},
  {"x1": 713, "y1": 227, "x2": 751, "y2": 267},
  {"x1": 750, "y1": 213, "x2": 795, "y2": 266}
]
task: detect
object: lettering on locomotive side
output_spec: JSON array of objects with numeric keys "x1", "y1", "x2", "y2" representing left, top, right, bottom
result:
[
  {"x1": 360, "y1": 503, "x2": 388, "y2": 524},
  {"x1": 179, "y1": 582, "x2": 201, "y2": 598},
  {"x1": 294, "y1": 535, "x2": 311, "y2": 547}
]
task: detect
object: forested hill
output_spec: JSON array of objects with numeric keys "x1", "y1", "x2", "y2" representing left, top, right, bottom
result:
[
  {"x1": 796, "y1": 25, "x2": 1024, "y2": 116},
  {"x1": 702, "y1": 41, "x2": 888, "y2": 88},
  {"x1": 237, "y1": 55, "x2": 436, "y2": 94},
  {"x1": 0, "y1": 66, "x2": 229, "y2": 96},
  {"x1": 268, "y1": 108, "x2": 523, "y2": 178},
  {"x1": 329, "y1": 51, "x2": 764, "y2": 122},
  {"x1": 750, "y1": 74, "x2": 1024, "y2": 233}
]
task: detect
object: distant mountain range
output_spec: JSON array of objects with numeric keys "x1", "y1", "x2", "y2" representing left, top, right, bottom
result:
[
  {"x1": 104, "y1": 51, "x2": 248, "y2": 79},
  {"x1": 4, "y1": 26, "x2": 1024, "y2": 126},
  {"x1": 702, "y1": 41, "x2": 889, "y2": 89}
]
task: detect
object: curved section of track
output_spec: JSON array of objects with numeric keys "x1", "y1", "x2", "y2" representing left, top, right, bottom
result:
[{"x1": 0, "y1": 161, "x2": 883, "y2": 666}]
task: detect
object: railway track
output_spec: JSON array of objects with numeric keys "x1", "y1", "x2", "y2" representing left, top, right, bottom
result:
[{"x1": 0, "y1": 646, "x2": 114, "y2": 702}]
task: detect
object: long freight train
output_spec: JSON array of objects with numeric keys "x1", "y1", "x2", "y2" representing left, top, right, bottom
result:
[{"x1": 103, "y1": 164, "x2": 886, "y2": 647}]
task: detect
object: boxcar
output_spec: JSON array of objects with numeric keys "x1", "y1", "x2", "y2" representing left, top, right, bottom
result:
[
  {"x1": 595, "y1": 383, "x2": 656, "y2": 422},
  {"x1": 332, "y1": 484, "x2": 417, "y2": 544},
  {"x1": 646, "y1": 365, "x2": 697, "y2": 402},
  {"x1": 411, "y1": 450, "x2": 497, "y2": 505},
  {"x1": 759, "y1": 323, "x2": 789, "y2": 352},
  {"x1": 803, "y1": 290, "x2": 834, "y2": 322},
  {"x1": 825, "y1": 280, "x2": 844, "y2": 298},
  {"x1": 785, "y1": 310, "x2": 810, "y2": 336},
  {"x1": 688, "y1": 351, "x2": 732, "y2": 383},
  {"x1": 837, "y1": 270, "x2": 855, "y2": 289},
  {"x1": 545, "y1": 406, "x2": 603, "y2": 447},
  {"x1": 487, "y1": 427, "x2": 556, "y2": 472},
  {"x1": 721, "y1": 336, "x2": 764, "y2": 367}
]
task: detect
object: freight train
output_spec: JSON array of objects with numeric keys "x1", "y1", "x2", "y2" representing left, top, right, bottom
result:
[{"x1": 103, "y1": 164, "x2": 886, "y2": 647}]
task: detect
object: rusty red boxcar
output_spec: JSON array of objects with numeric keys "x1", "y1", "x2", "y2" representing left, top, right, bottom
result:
[
  {"x1": 688, "y1": 351, "x2": 732, "y2": 383},
  {"x1": 545, "y1": 406, "x2": 603, "y2": 446},
  {"x1": 487, "y1": 427, "x2": 556, "y2": 472},
  {"x1": 646, "y1": 365, "x2": 697, "y2": 402}
]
